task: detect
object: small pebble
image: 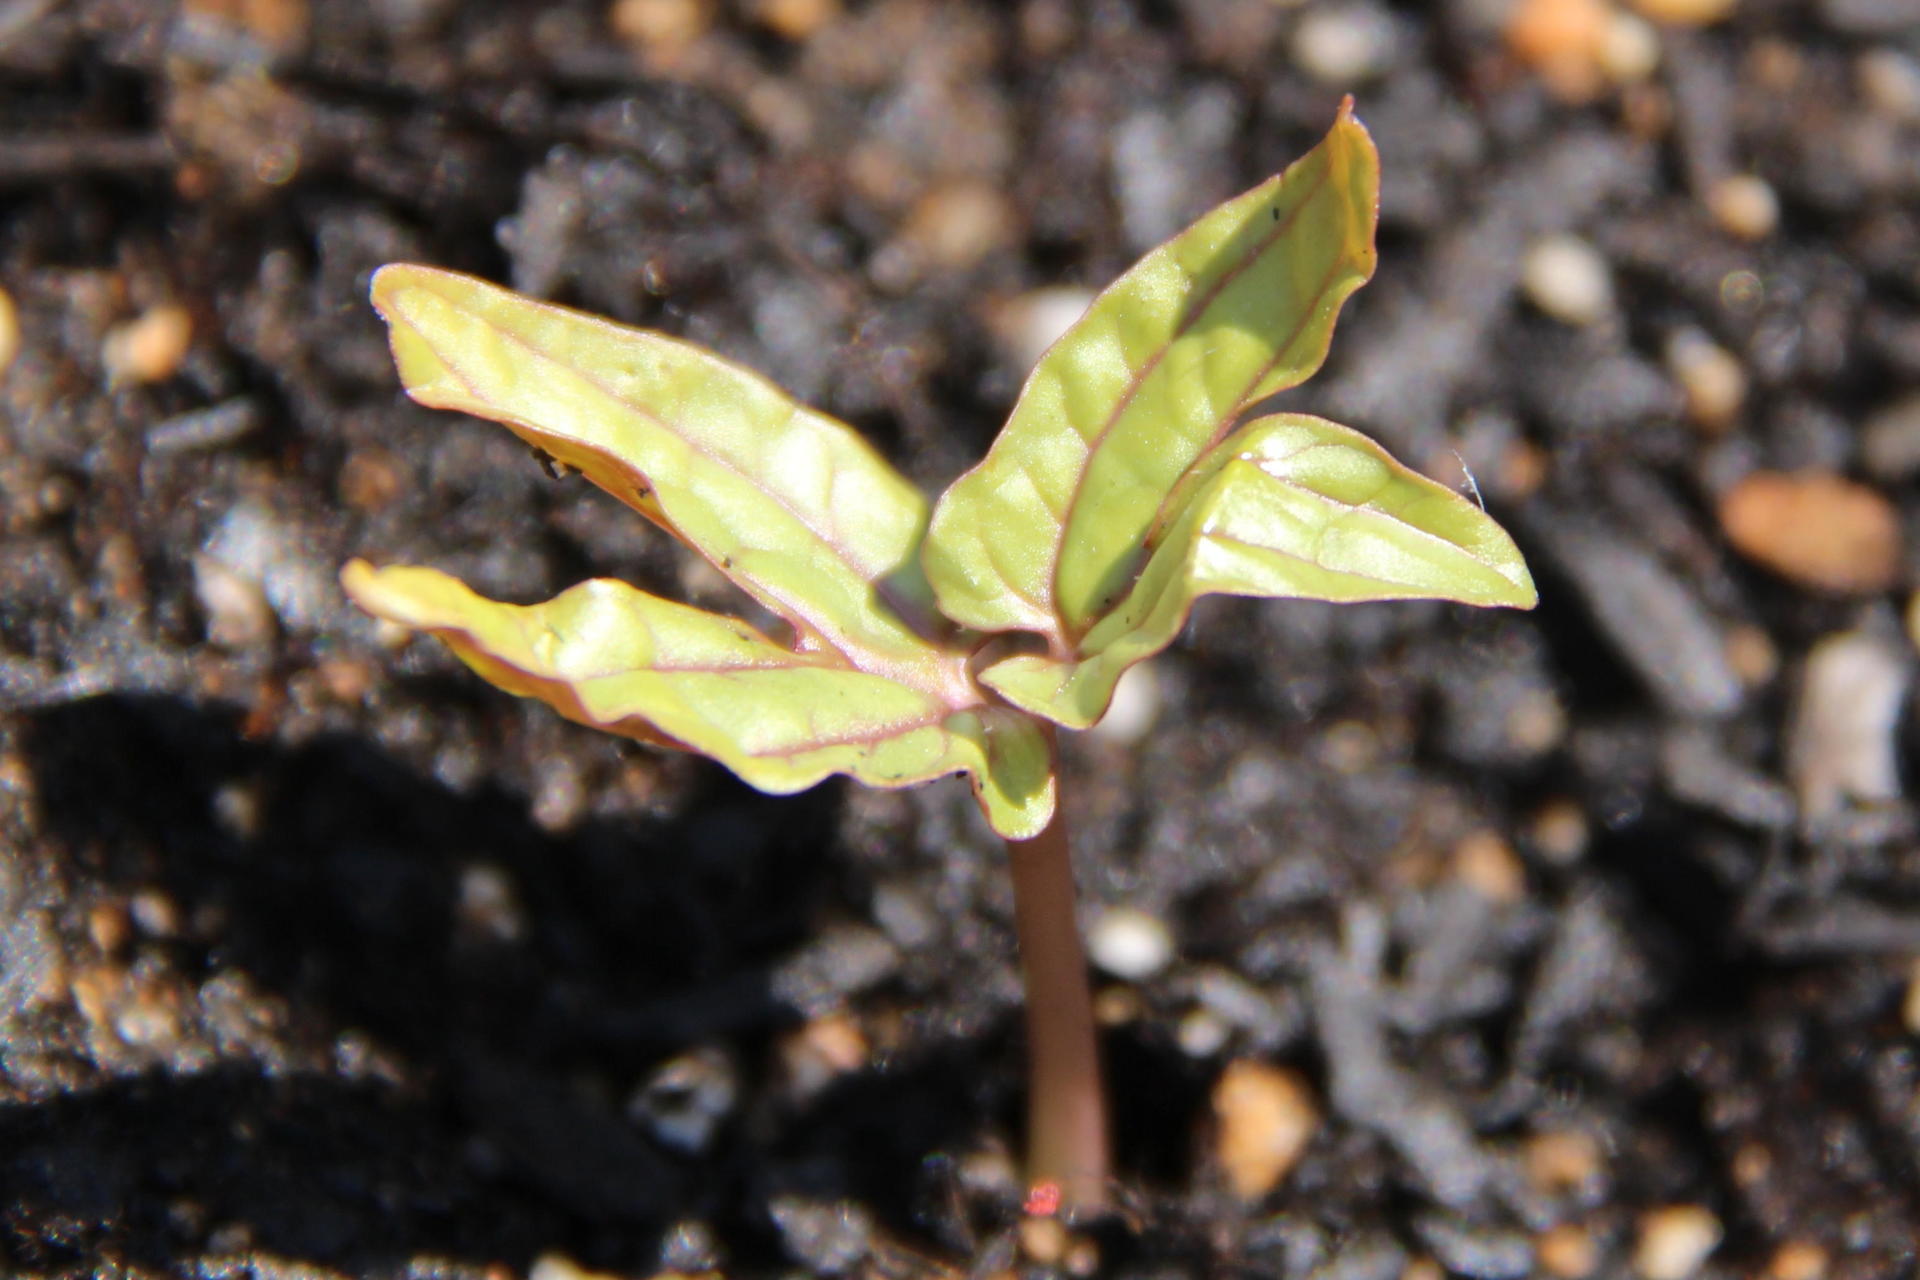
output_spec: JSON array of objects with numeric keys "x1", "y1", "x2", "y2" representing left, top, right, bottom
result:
[
  {"x1": 1451, "y1": 830, "x2": 1526, "y2": 905},
  {"x1": 0, "y1": 285, "x2": 18, "y2": 376},
  {"x1": 1723, "y1": 623, "x2": 1779, "y2": 686},
  {"x1": 102, "y1": 304, "x2": 193, "y2": 384},
  {"x1": 659, "y1": 1218, "x2": 722, "y2": 1272},
  {"x1": 1706, "y1": 173, "x2": 1780, "y2": 241},
  {"x1": 1291, "y1": 6, "x2": 1394, "y2": 85},
  {"x1": 780, "y1": 1012, "x2": 868, "y2": 1100},
  {"x1": 1525, "y1": 1129, "x2": 1603, "y2": 1193},
  {"x1": 130, "y1": 888, "x2": 183, "y2": 939},
  {"x1": 1788, "y1": 630, "x2": 1910, "y2": 822},
  {"x1": 1094, "y1": 983, "x2": 1143, "y2": 1025},
  {"x1": 767, "y1": 1195, "x2": 873, "y2": 1275},
  {"x1": 146, "y1": 397, "x2": 261, "y2": 455},
  {"x1": 629, "y1": 1046, "x2": 738, "y2": 1154},
  {"x1": 1861, "y1": 392, "x2": 1920, "y2": 482},
  {"x1": 990, "y1": 287, "x2": 1095, "y2": 374},
  {"x1": 1628, "y1": 0, "x2": 1737, "y2": 24},
  {"x1": 88, "y1": 902, "x2": 132, "y2": 955},
  {"x1": 1177, "y1": 1007, "x2": 1232, "y2": 1057},
  {"x1": 456, "y1": 864, "x2": 526, "y2": 944},
  {"x1": 1528, "y1": 798, "x2": 1590, "y2": 865},
  {"x1": 1731, "y1": 1142, "x2": 1772, "y2": 1186},
  {"x1": 1538, "y1": 1224, "x2": 1599, "y2": 1278},
  {"x1": 1633, "y1": 1205, "x2": 1721, "y2": 1280},
  {"x1": 1086, "y1": 906, "x2": 1175, "y2": 981},
  {"x1": 1768, "y1": 1239, "x2": 1830, "y2": 1280},
  {"x1": 1718, "y1": 471, "x2": 1901, "y2": 594},
  {"x1": 898, "y1": 180, "x2": 1015, "y2": 272},
  {"x1": 609, "y1": 0, "x2": 708, "y2": 44},
  {"x1": 1213, "y1": 1059, "x2": 1319, "y2": 1200},
  {"x1": 1506, "y1": 0, "x2": 1610, "y2": 100},
  {"x1": 1019, "y1": 1215, "x2": 1069, "y2": 1264},
  {"x1": 192, "y1": 554, "x2": 278, "y2": 649},
  {"x1": 529, "y1": 1255, "x2": 622, "y2": 1280},
  {"x1": 529, "y1": 765, "x2": 586, "y2": 834},
  {"x1": 1599, "y1": 10, "x2": 1662, "y2": 82},
  {"x1": 1522, "y1": 234, "x2": 1614, "y2": 327},
  {"x1": 750, "y1": 0, "x2": 838, "y2": 41},
  {"x1": 1665, "y1": 329, "x2": 1746, "y2": 431},
  {"x1": 1063, "y1": 1235, "x2": 1101, "y2": 1276},
  {"x1": 1858, "y1": 48, "x2": 1920, "y2": 122},
  {"x1": 1089, "y1": 661, "x2": 1161, "y2": 745}
]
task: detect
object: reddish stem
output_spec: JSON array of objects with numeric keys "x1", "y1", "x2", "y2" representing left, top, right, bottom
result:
[{"x1": 1006, "y1": 772, "x2": 1109, "y2": 1212}]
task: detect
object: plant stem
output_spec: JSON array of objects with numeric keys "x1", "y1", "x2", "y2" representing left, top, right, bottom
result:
[{"x1": 1007, "y1": 771, "x2": 1109, "y2": 1212}]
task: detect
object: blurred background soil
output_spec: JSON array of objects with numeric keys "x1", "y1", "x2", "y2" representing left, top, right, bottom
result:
[{"x1": 2, "y1": 0, "x2": 1919, "y2": 1276}]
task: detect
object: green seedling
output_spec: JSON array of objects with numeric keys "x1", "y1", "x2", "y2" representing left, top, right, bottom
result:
[{"x1": 342, "y1": 102, "x2": 1534, "y2": 1212}]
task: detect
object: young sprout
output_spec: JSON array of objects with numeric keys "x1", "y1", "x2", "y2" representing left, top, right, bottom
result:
[{"x1": 342, "y1": 100, "x2": 1534, "y2": 1213}]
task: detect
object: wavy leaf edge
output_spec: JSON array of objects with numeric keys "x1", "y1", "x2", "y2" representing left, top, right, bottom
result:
[{"x1": 340, "y1": 559, "x2": 1056, "y2": 838}]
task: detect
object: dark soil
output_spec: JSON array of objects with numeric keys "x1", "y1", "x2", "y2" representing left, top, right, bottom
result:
[{"x1": 4, "y1": 1, "x2": 1920, "y2": 1277}]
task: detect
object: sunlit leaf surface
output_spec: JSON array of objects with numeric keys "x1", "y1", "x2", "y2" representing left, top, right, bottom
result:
[
  {"x1": 370, "y1": 266, "x2": 958, "y2": 694},
  {"x1": 977, "y1": 415, "x2": 1538, "y2": 727},
  {"x1": 922, "y1": 101, "x2": 1381, "y2": 647},
  {"x1": 341, "y1": 560, "x2": 1055, "y2": 838}
]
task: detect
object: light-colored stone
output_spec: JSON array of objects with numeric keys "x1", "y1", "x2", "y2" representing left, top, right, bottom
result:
[
  {"x1": 1522, "y1": 234, "x2": 1614, "y2": 327},
  {"x1": 1538, "y1": 1223, "x2": 1599, "y2": 1278},
  {"x1": 1707, "y1": 173, "x2": 1779, "y2": 240},
  {"x1": 1665, "y1": 329, "x2": 1746, "y2": 431},
  {"x1": 193, "y1": 554, "x2": 277, "y2": 649},
  {"x1": 1633, "y1": 1205, "x2": 1721, "y2": 1280},
  {"x1": 1718, "y1": 471, "x2": 1900, "y2": 594},
  {"x1": 1599, "y1": 10, "x2": 1662, "y2": 82},
  {"x1": 1507, "y1": 0, "x2": 1611, "y2": 100},
  {"x1": 1213, "y1": 1059, "x2": 1319, "y2": 1200},
  {"x1": 898, "y1": 180, "x2": 1014, "y2": 272},
  {"x1": 1790, "y1": 630, "x2": 1911, "y2": 822},
  {"x1": 751, "y1": 0, "x2": 838, "y2": 40},
  {"x1": 1089, "y1": 661, "x2": 1161, "y2": 745},
  {"x1": 1526, "y1": 1129, "x2": 1603, "y2": 1193},
  {"x1": 1292, "y1": 6, "x2": 1394, "y2": 85},
  {"x1": 1858, "y1": 48, "x2": 1920, "y2": 122},
  {"x1": 1768, "y1": 1239, "x2": 1830, "y2": 1280},
  {"x1": 103, "y1": 304, "x2": 192, "y2": 384},
  {"x1": 1862, "y1": 392, "x2": 1920, "y2": 481},
  {"x1": 989, "y1": 287, "x2": 1095, "y2": 375},
  {"x1": 0, "y1": 286, "x2": 17, "y2": 377},
  {"x1": 1453, "y1": 830, "x2": 1526, "y2": 904},
  {"x1": 1087, "y1": 906, "x2": 1175, "y2": 981},
  {"x1": 1628, "y1": 0, "x2": 1737, "y2": 25}
]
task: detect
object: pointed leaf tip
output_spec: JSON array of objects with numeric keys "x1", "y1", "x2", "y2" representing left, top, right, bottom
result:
[{"x1": 923, "y1": 105, "x2": 1381, "y2": 646}]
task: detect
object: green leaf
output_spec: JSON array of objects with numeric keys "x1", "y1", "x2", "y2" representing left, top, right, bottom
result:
[
  {"x1": 369, "y1": 265, "x2": 959, "y2": 694},
  {"x1": 976, "y1": 414, "x2": 1538, "y2": 728},
  {"x1": 341, "y1": 559, "x2": 1056, "y2": 838},
  {"x1": 922, "y1": 101, "x2": 1380, "y2": 647}
]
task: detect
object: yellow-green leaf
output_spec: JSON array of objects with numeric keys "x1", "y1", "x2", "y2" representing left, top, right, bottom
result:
[
  {"x1": 369, "y1": 265, "x2": 959, "y2": 695},
  {"x1": 922, "y1": 101, "x2": 1380, "y2": 648},
  {"x1": 341, "y1": 560, "x2": 1055, "y2": 838},
  {"x1": 976, "y1": 414, "x2": 1538, "y2": 728}
]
